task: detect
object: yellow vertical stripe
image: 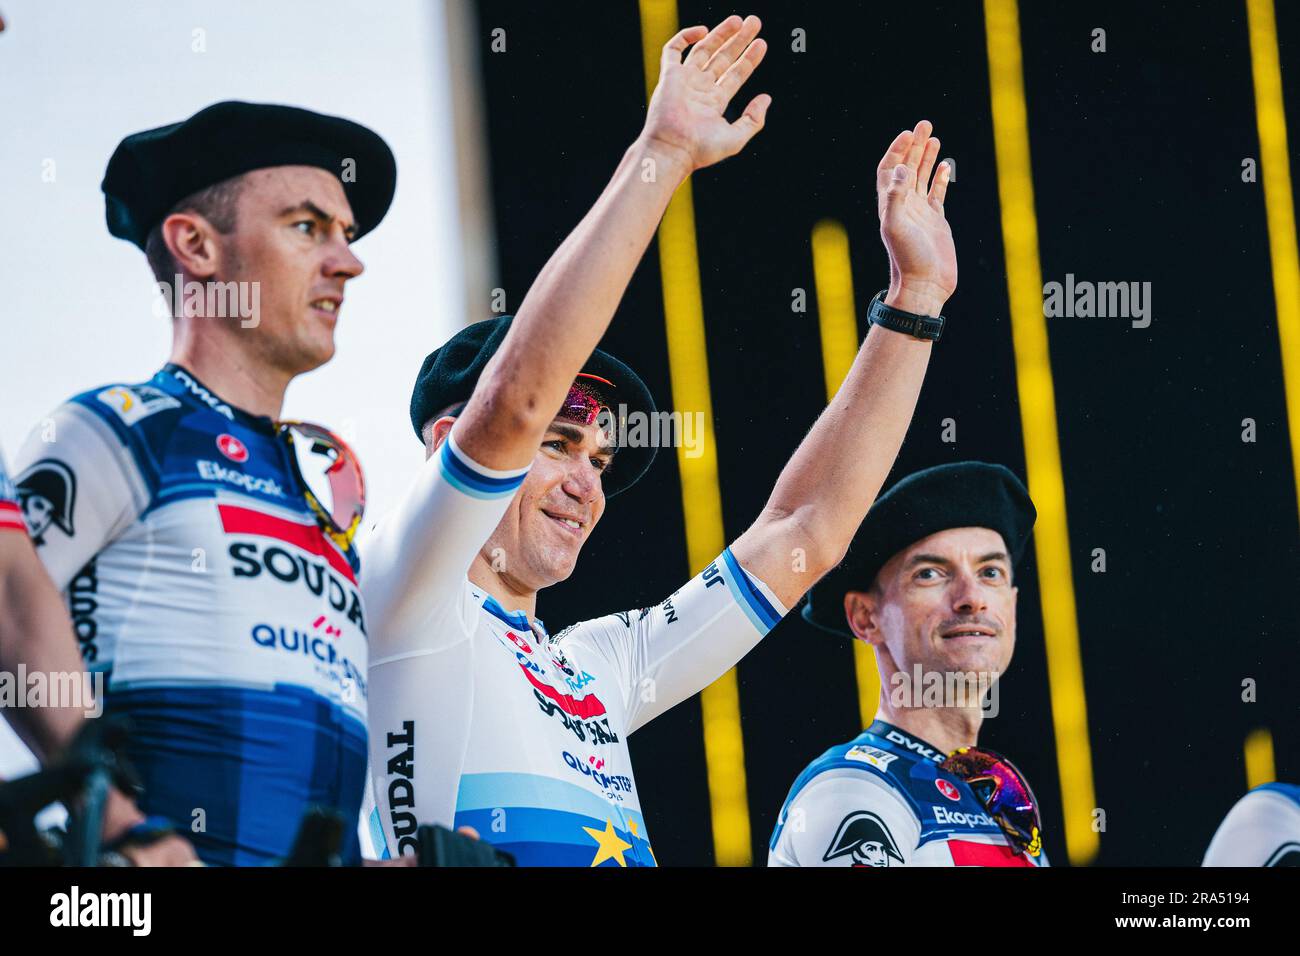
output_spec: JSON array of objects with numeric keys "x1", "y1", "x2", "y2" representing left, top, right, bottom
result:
[
  {"x1": 983, "y1": 0, "x2": 1099, "y2": 865},
  {"x1": 638, "y1": 0, "x2": 751, "y2": 866},
  {"x1": 811, "y1": 221, "x2": 860, "y2": 398},
  {"x1": 1244, "y1": 727, "x2": 1276, "y2": 788},
  {"x1": 810, "y1": 220, "x2": 880, "y2": 729},
  {"x1": 1246, "y1": 0, "x2": 1300, "y2": 518}
]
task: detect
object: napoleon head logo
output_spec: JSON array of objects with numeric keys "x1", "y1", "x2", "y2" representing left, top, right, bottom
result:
[
  {"x1": 16, "y1": 459, "x2": 76, "y2": 546},
  {"x1": 823, "y1": 811, "x2": 905, "y2": 867}
]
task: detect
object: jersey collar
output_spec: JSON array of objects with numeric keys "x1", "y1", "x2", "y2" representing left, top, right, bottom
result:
[
  {"x1": 157, "y1": 363, "x2": 278, "y2": 434},
  {"x1": 865, "y1": 719, "x2": 950, "y2": 765},
  {"x1": 478, "y1": 592, "x2": 549, "y2": 638},
  {"x1": 482, "y1": 594, "x2": 530, "y2": 631}
]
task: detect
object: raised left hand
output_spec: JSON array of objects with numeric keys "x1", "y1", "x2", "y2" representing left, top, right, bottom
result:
[{"x1": 876, "y1": 120, "x2": 957, "y2": 315}]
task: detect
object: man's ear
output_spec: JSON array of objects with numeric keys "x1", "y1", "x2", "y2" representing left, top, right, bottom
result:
[
  {"x1": 161, "y1": 211, "x2": 221, "y2": 281},
  {"x1": 844, "y1": 589, "x2": 882, "y2": 646},
  {"x1": 424, "y1": 416, "x2": 457, "y2": 460}
]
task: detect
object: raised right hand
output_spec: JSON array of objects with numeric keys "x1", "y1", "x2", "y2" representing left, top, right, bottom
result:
[{"x1": 641, "y1": 15, "x2": 771, "y2": 175}]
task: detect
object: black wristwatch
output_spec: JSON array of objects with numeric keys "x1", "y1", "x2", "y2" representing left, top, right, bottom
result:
[{"x1": 868, "y1": 290, "x2": 945, "y2": 341}]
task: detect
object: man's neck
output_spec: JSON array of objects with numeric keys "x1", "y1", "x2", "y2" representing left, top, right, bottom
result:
[
  {"x1": 169, "y1": 327, "x2": 290, "y2": 420},
  {"x1": 872, "y1": 701, "x2": 983, "y2": 758},
  {"x1": 468, "y1": 556, "x2": 539, "y2": 622}
]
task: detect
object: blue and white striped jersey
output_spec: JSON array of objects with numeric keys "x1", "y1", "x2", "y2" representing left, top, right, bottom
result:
[
  {"x1": 13, "y1": 364, "x2": 368, "y2": 865},
  {"x1": 770, "y1": 720, "x2": 1048, "y2": 867},
  {"x1": 364, "y1": 431, "x2": 787, "y2": 866}
]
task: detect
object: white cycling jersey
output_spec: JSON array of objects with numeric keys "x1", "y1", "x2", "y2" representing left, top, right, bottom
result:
[
  {"x1": 1203, "y1": 783, "x2": 1300, "y2": 866},
  {"x1": 364, "y1": 429, "x2": 786, "y2": 865}
]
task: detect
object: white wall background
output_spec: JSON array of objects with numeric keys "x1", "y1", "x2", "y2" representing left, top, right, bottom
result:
[{"x1": 0, "y1": 0, "x2": 469, "y2": 780}]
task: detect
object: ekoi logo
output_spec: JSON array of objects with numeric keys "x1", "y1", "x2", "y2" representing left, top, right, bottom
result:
[
  {"x1": 823, "y1": 812, "x2": 904, "y2": 868},
  {"x1": 16, "y1": 460, "x2": 77, "y2": 546}
]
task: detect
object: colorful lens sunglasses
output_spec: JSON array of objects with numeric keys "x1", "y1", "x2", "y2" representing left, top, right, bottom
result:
[
  {"x1": 559, "y1": 373, "x2": 615, "y2": 428},
  {"x1": 278, "y1": 420, "x2": 366, "y2": 549},
  {"x1": 941, "y1": 746, "x2": 1044, "y2": 858},
  {"x1": 275, "y1": 372, "x2": 613, "y2": 549}
]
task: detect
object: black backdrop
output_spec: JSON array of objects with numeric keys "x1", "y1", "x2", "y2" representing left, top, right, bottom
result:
[{"x1": 472, "y1": 0, "x2": 1300, "y2": 865}]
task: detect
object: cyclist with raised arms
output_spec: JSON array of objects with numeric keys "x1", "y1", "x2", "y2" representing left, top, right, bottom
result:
[{"x1": 366, "y1": 14, "x2": 957, "y2": 865}]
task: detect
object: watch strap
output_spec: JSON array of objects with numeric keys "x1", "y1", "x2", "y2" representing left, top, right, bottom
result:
[{"x1": 868, "y1": 290, "x2": 945, "y2": 341}]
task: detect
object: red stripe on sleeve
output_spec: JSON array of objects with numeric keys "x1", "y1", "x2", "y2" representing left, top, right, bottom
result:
[{"x1": 0, "y1": 500, "x2": 26, "y2": 533}]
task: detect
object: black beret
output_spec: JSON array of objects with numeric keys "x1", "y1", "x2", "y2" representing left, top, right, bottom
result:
[
  {"x1": 102, "y1": 100, "x2": 396, "y2": 250},
  {"x1": 410, "y1": 316, "x2": 658, "y2": 497},
  {"x1": 803, "y1": 461, "x2": 1037, "y2": 637}
]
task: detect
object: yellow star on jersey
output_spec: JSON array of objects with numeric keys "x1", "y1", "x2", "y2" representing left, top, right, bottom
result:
[
  {"x1": 629, "y1": 818, "x2": 657, "y2": 866},
  {"x1": 583, "y1": 818, "x2": 633, "y2": 867}
]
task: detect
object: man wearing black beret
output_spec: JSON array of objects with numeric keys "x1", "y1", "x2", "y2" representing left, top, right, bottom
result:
[
  {"x1": 769, "y1": 462, "x2": 1051, "y2": 866},
  {"x1": 13, "y1": 99, "x2": 395, "y2": 865},
  {"x1": 365, "y1": 14, "x2": 959, "y2": 866}
]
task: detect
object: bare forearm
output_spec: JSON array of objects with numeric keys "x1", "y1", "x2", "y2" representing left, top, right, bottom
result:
[
  {"x1": 457, "y1": 138, "x2": 689, "y2": 466},
  {"x1": 734, "y1": 122, "x2": 956, "y2": 604},
  {"x1": 0, "y1": 543, "x2": 89, "y2": 761},
  {"x1": 457, "y1": 14, "x2": 771, "y2": 467},
  {"x1": 0, "y1": 551, "x2": 152, "y2": 842}
]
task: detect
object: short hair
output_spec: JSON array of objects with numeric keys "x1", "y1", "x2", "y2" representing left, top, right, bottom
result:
[
  {"x1": 420, "y1": 402, "x2": 468, "y2": 446},
  {"x1": 143, "y1": 174, "x2": 246, "y2": 285}
]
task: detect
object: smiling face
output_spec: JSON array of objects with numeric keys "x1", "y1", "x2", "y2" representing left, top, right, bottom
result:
[
  {"x1": 845, "y1": 526, "x2": 1018, "y2": 684},
  {"x1": 430, "y1": 414, "x2": 614, "y2": 593},
  {"x1": 171, "y1": 165, "x2": 364, "y2": 376}
]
